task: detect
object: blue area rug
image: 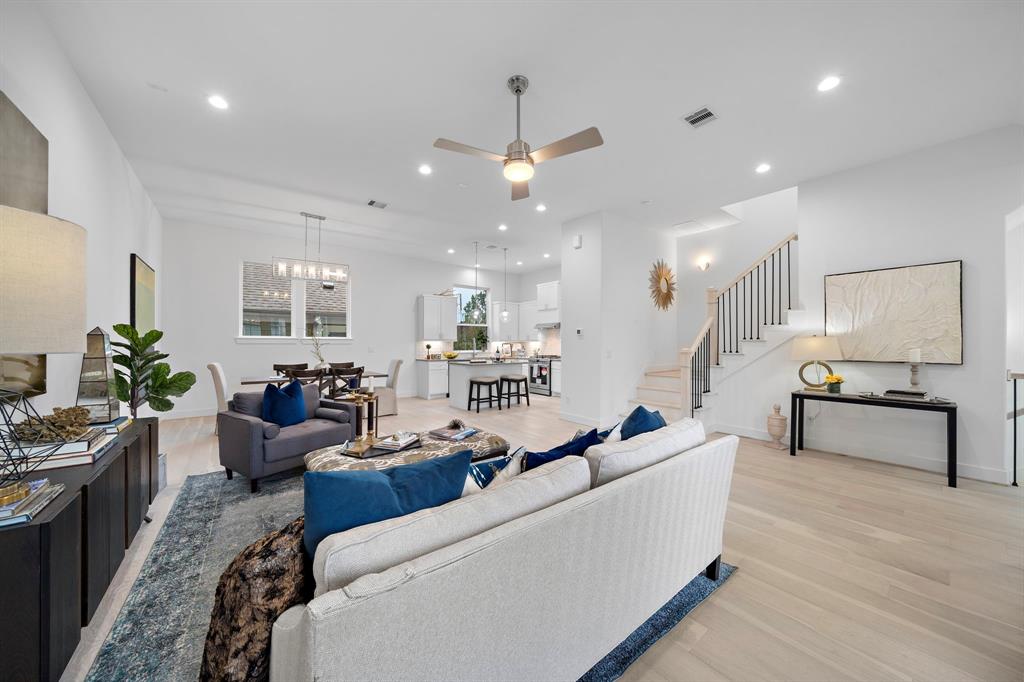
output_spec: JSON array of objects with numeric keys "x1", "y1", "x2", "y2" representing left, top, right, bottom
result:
[{"x1": 578, "y1": 562, "x2": 736, "y2": 682}]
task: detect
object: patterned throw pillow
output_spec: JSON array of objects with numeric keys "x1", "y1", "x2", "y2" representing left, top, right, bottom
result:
[{"x1": 462, "y1": 447, "x2": 525, "y2": 496}]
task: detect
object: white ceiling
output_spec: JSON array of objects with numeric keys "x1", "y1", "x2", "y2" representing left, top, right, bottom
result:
[{"x1": 37, "y1": 0, "x2": 1023, "y2": 271}]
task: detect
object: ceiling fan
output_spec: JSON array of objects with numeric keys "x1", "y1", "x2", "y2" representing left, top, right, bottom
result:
[{"x1": 434, "y1": 75, "x2": 604, "y2": 201}]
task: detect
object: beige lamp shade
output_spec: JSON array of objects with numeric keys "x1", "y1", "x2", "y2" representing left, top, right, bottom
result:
[
  {"x1": 790, "y1": 335, "x2": 843, "y2": 362},
  {"x1": 0, "y1": 205, "x2": 86, "y2": 353}
]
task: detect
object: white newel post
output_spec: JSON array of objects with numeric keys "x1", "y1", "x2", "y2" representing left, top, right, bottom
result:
[
  {"x1": 707, "y1": 287, "x2": 719, "y2": 367},
  {"x1": 679, "y1": 345, "x2": 693, "y2": 418}
]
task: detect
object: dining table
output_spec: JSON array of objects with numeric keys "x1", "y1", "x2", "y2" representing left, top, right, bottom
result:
[{"x1": 240, "y1": 370, "x2": 389, "y2": 388}]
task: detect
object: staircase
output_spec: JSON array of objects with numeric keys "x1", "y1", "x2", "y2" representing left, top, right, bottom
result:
[{"x1": 627, "y1": 233, "x2": 800, "y2": 428}]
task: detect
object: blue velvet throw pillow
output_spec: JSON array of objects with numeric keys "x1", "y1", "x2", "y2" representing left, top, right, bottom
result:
[
  {"x1": 303, "y1": 450, "x2": 473, "y2": 556},
  {"x1": 620, "y1": 405, "x2": 667, "y2": 441},
  {"x1": 523, "y1": 428, "x2": 602, "y2": 471},
  {"x1": 261, "y1": 380, "x2": 306, "y2": 427}
]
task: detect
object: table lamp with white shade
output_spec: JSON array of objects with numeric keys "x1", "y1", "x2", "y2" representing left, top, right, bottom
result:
[
  {"x1": 0, "y1": 205, "x2": 86, "y2": 504},
  {"x1": 790, "y1": 335, "x2": 843, "y2": 391}
]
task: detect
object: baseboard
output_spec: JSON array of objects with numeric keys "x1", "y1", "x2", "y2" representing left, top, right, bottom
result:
[
  {"x1": 559, "y1": 411, "x2": 600, "y2": 427},
  {"x1": 164, "y1": 407, "x2": 218, "y2": 420},
  {"x1": 714, "y1": 423, "x2": 775, "y2": 443}
]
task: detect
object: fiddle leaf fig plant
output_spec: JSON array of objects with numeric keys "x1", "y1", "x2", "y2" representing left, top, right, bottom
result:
[{"x1": 111, "y1": 324, "x2": 196, "y2": 418}]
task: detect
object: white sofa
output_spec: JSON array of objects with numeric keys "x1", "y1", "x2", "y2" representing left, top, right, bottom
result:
[{"x1": 271, "y1": 420, "x2": 738, "y2": 682}]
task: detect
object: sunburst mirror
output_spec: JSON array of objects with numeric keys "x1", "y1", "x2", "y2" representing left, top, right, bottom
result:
[{"x1": 648, "y1": 259, "x2": 676, "y2": 310}]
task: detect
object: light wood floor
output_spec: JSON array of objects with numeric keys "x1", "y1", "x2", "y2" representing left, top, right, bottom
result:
[{"x1": 62, "y1": 395, "x2": 1024, "y2": 681}]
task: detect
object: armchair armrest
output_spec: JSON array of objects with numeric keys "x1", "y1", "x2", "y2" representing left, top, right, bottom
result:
[{"x1": 217, "y1": 410, "x2": 270, "y2": 479}]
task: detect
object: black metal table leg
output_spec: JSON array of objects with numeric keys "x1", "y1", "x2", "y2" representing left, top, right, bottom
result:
[
  {"x1": 789, "y1": 394, "x2": 798, "y2": 456},
  {"x1": 797, "y1": 397, "x2": 805, "y2": 451},
  {"x1": 947, "y1": 408, "x2": 957, "y2": 488}
]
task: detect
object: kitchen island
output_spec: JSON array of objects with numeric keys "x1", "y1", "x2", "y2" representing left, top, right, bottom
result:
[{"x1": 448, "y1": 360, "x2": 528, "y2": 410}]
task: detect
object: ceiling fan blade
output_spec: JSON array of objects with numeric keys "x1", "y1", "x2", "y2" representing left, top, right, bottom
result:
[
  {"x1": 433, "y1": 138, "x2": 506, "y2": 162},
  {"x1": 529, "y1": 127, "x2": 604, "y2": 164},
  {"x1": 511, "y1": 181, "x2": 530, "y2": 201}
]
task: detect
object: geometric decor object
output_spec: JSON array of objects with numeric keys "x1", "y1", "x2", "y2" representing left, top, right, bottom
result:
[
  {"x1": 824, "y1": 260, "x2": 962, "y2": 364},
  {"x1": 0, "y1": 205, "x2": 87, "y2": 354},
  {"x1": 77, "y1": 327, "x2": 120, "y2": 424},
  {"x1": 273, "y1": 212, "x2": 349, "y2": 284},
  {"x1": 648, "y1": 259, "x2": 677, "y2": 310},
  {"x1": 0, "y1": 388, "x2": 67, "y2": 502},
  {"x1": 130, "y1": 253, "x2": 156, "y2": 335}
]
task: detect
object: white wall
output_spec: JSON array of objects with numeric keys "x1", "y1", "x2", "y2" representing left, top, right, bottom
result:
[
  {"x1": 710, "y1": 126, "x2": 1023, "y2": 483},
  {"x1": 517, "y1": 265, "x2": 561, "y2": 302},
  {"x1": 1007, "y1": 207, "x2": 1024, "y2": 372},
  {"x1": 162, "y1": 219, "x2": 516, "y2": 417},
  {"x1": 676, "y1": 187, "x2": 799, "y2": 341},
  {"x1": 559, "y1": 211, "x2": 678, "y2": 427},
  {"x1": 1, "y1": 4, "x2": 163, "y2": 414}
]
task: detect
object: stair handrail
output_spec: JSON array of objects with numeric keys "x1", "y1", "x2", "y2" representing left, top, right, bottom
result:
[
  {"x1": 717, "y1": 232, "x2": 798, "y2": 295},
  {"x1": 679, "y1": 316, "x2": 715, "y2": 417}
]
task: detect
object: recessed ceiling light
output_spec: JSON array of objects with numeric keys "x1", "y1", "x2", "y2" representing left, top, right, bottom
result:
[
  {"x1": 418, "y1": 164, "x2": 432, "y2": 175},
  {"x1": 207, "y1": 94, "x2": 229, "y2": 110},
  {"x1": 543, "y1": 253, "x2": 551, "y2": 259},
  {"x1": 516, "y1": 260, "x2": 523, "y2": 266},
  {"x1": 536, "y1": 204, "x2": 547, "y2": 212},
  {"x1": 498, "y1": 224, "x2": 508, "y2": 231},
  {"x1": 447, "y1": 248, "x2": 455, "y2": 254},
  {"x1": 457, "y1": 182, "x2": 468, "y2": 189},
  {"x1": 817, "y1": 75, "x2": 841, "y2": 92},
  {"x1": 641, "y1": 199, "x2": 654, "y2": 205},
  {"x1": 755, "y1": 163, "x2": 772, "y2": 174}
]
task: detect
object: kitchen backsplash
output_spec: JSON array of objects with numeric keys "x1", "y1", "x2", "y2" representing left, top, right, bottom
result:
[{"x1": 539, "y1": 328, "x2": 561, "y2": 356}]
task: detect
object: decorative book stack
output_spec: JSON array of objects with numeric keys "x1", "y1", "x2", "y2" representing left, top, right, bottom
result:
[{"x1": 0, "y1": 477, "x2": 65, "y2": 527}]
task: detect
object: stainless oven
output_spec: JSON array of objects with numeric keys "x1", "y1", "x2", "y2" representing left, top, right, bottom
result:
[{"x1": 529, "y1": 358, "x2": 552, "y2": 396}]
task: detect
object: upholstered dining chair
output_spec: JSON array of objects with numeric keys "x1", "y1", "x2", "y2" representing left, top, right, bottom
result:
[
  {"x1": 207, "y1": 362, "x2": 229, "y2": 435},
  {"x1": 374, "y1": 359, "x2": 403, "y2": 416},
  {"x1": 273, "y1": 362, "x2": 308, "y2": 376}
]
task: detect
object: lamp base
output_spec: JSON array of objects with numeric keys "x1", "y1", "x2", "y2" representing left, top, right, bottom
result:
[
  {"x1": 0, "y1": 480, "x2": 30, "y2": 506},
  {"x1": 798, "y1": 360, "x2": 834, "y2": 391}
]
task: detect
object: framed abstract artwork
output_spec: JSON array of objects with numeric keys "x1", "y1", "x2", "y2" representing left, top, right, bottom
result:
[
  {"x1": 824, "y1": 260, "x2": 962, "y2": 364},
  {"x1": 130, "y1": 253, "x2": 156, "y2": 334}
]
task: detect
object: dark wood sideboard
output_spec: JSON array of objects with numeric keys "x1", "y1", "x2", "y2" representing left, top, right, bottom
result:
[{"x1": 0, "y1": 418, "x2": 160, "y2": 682}]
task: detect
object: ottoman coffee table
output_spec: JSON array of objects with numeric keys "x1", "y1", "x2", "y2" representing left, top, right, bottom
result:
[{"x1": 305, "y1": 428, "x2": 510, "y2": 472}]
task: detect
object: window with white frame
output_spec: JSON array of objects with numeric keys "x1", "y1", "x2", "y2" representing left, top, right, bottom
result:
[
  {"x1": 241, "y1": 262, "x2": 292, "y2": 336},
  {"x1": 239, "y1": 262, "x2": 352, "y2": 339},
  {"x1": 453, "y1": 285, "x2": 488, "y2": 350}
]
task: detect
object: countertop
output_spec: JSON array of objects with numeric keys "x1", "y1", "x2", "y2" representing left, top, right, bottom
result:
[
  {"x1": 415, "y1": 358, "x2": 453, "y2": 362},
  {"x1": 448, "y1": 359, "x2": 530, "y2": 366}
]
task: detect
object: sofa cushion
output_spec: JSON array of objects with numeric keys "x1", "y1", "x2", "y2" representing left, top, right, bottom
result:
[
  {"x1": 314, "y1": 455, "x2": 590, "y2": 595},
  {"x1": 301, "y1": 383, "x2": 321, "y2": 420},
  {"x1": 314, "y1": 407, "x2": 350, "y2": 423},
  {"x1": 262, "y1": 380, "x2": 306, "y2": 427},
  {"x1": 523, "y1": 428, "x2": 601, "y2": 471},
  {"x1": 231, "y1": 391, "x2": 264, "y2": 418},
  {"x1": 263, "y1": 422, "x2": 280, "y2": 439},
  {"x1": 264, "y1": 419, "x2": 351, "y2": 463},
  {"x1": 583, "y1": 417, "x2": 705, "y2": 487},
  {"x1": 620, "y1": 405, "x2": 667, "y2": 440},
  {"x1": 303, "y1": 450, "x2": 472, "y2": 557}
]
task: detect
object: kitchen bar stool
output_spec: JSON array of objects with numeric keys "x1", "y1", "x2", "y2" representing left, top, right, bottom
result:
[
  {"x1": 467, "y1": 376, "x2": 501, "y2": 412},
  {"x1": 499, "y1": 374, "x2": 530, "y2": 408}
]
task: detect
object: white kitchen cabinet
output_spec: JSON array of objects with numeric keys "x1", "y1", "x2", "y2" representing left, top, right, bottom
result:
[
  {"x1": 489, "y1": 301, "x2": 520, "y2": 342},
  {"x1": 537, "y1": 281, "x2": 560, "y2": 311},
  {"x1": 416, "y1": 360, "x2": 449, "y2": 399},
  {"x1": 551, "y1": 360, "x2": 562, "y2": 396},
  {"x1": 417, "y1": 294, "x2": 457, "y2": 341},
  {"x1": 518, "y1": 300, "x2": 539, "y2": 341}
]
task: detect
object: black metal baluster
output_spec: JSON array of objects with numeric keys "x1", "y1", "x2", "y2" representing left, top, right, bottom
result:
[
  {"x1": 771, "y1": 251, "x2": 776, "y2": 324},
  {"x1": 777, "y1": 248, "x2": 782, "y2": 322},
  {"x1": 787, "y1": 240, "x2": 792, "y2": 311},
  {"x1": 756, "y1": 263, "x2": 760, "y2": 339},
  {"x1": 734, "y1": 284, "x2": 739, "y2": 350},
  {"x1": 718, "y1": 296, "x2": 723, "y2": 355}
]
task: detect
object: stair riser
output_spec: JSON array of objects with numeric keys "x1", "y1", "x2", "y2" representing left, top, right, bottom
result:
[
  {"x1": 643, "y1": 374, "x2": 679, "y2": 390},
  {"x1": 628, "y1": 400, "x2": 685, "y2": 422},
  {"x1": 636, "y1": 386, "x2": 681, "y2": 403}
]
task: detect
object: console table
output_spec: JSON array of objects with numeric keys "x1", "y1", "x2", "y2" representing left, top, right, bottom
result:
[
  {"x1": 789, "y1": 390, "x2": 958, "y2": 488},
  {"x1": 0, "y1": 418, "x2": 159, "y2": 682}
]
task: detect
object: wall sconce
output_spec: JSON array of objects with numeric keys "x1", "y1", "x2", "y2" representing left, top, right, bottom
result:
[{"x1": 697, "y1": 257, "x2": 711, "y2": 272}]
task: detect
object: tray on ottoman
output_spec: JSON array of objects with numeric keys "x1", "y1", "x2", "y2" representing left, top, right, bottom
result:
[{"x1": 305, "y1": 429, "x2": 509, "y2": 472}]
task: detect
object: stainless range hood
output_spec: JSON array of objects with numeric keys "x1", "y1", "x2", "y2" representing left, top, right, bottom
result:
[{"x1": 535, "y1": 322, "x2": 561, "y2": 330}]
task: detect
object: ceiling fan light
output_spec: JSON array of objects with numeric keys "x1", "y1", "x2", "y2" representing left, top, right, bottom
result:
[{"x1": 503, "y1": 158, "x2": 534, "y2": 182}]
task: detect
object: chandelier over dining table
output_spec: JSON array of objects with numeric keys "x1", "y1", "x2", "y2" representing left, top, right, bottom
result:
[{"x1": 273, "y1": 212, "x2": 349, "y2": 284}]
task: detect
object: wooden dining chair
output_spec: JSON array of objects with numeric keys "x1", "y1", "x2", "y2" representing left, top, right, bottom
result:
[
  {"x1": 329, "y1": 366, "x2": 365, "y2": 398},
  {"x1": 325, "y1": 362, "x2": 355, "y2": 397},
  {"x1": 286, "y1": 368, "x2": 323, "y2": 387},
  {"x1": 273, "y1": 363, "x2": 308, "y2": 376}
]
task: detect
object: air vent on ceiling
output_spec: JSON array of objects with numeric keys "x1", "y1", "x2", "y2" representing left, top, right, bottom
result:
[
  {"x1": 682, "y1": 107, "x2": 717, "y2": 128},
  {"x1": 367, "y1": 199, "x2": 388, "y2": 209}
]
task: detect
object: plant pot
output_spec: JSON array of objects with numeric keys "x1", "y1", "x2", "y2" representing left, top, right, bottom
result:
[{"x1": 826, "y1": 383, "x2": 842, "y2": 394}]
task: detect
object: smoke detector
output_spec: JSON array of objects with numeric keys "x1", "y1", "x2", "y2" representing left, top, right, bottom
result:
[
  {"x1": 367, "y1": 199, "x2": 388, "y2": 209},
  {"x1": 682, "y1": 107, "x2": 717, "y2": 128}
]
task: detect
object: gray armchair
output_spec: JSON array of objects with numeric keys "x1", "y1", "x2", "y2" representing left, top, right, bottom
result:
[{"x1": 217, "y1": 383, "x2": 356, "y2": 492}]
